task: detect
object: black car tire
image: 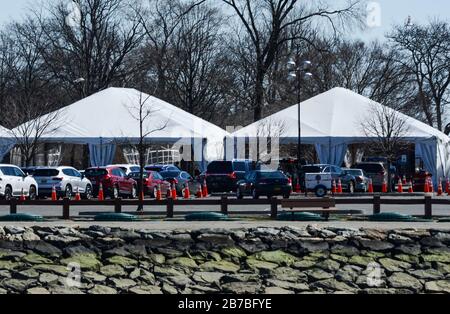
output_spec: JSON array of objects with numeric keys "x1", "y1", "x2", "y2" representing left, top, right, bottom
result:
[
  {"x1": 65, "y1": 185, "x2": 72, "y2": 199},
  {"x1": 151, "y1": 187, "x2": 157, "y2": 199},
  {"x1": 4, "y1": 185, "x2": 12, "y2": 200},
  {"x1": 315, "y1": 185, "x2": 328, "y2": 198},
  {"x1": 252, "y1": 188, "x2": 259, "y2": 200},
  {"x1": 348, "y1": 181, "x2": 355, "y2": 194},
  {"x1": 29, "y1": 185, "x2": 37, "y2": 201},
  {"x1": 283, "y1": 193, "x2": 290, "y2": 199},
  {"x1": 130, "y1": 185, "x2": 137, "y2": 199},
  {"x1": 112, "y1": 185, "x2": 120, "y2": 199},
  {"x1": 236, "y1": 188, "x2": 243, "y2": 200},
  {"x1": 83, "y1": 185, "x2": 93, "y2": 200}
]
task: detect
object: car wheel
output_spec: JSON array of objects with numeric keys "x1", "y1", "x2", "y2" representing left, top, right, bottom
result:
[
  {"x1": 4, "y1": 186, "x2": 12, "y2": 201},
  {"x1": 236, "y1": 188, "x2": 243, "y2": 200},
  {"x1": 130, "y1": 185, "x2": 137, "y2": 199},
  {"x1": 112, "y1": 185, "x2": 120, "y2": 199},
  {"x1": 315, "y1": 185, "x2": 327, "y2": 198},
  {"x1": 65, "y1": 185, "x2": 72, "y2": 199},
  {"x1": 84, "y1": 185, "x2": 93, "y2": 200},
  {"x1": 348, "y1": 181, "x2": 355, "y2": 194},
  {"x1": 252, "y1": 188, "x2": 259, "y2": 200},
  {"x1": 283, "y1": 194, "x2": 290, "y2": 199},
  {"x1": 29, "y1": 185, "x2": 37, "y2": 201}
]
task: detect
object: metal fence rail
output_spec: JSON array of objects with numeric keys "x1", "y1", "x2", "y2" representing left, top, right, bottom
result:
[{"x1": 0, "y1": 195, "x2": 449, "y2": 220}]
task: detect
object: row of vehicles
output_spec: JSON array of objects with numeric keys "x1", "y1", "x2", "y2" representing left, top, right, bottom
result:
[{"x1": 1, "y1": 163, "x2": 200, "y2": 200}]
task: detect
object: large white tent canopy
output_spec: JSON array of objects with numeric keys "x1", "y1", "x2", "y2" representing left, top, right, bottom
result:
[
  {"x1": 0, "y1": 125, "x2": 14, "y2": 162},
  {"x1": 4, "y1": 88, "x2": 229, "y2": 168},
  {"x1": 231, "y1": 88, "x2": 450, "y2": 184}
]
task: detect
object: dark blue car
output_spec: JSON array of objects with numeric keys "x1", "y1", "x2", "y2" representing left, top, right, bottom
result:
[{"x1": 236, "y1": 170, "x2": 292, "y2": 199}]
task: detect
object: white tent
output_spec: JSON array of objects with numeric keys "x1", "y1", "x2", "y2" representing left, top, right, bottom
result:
[
  {"x1": 0, "y1": 125, "x2": 15, "y2": 162},
  {"x1": 9, "y1": 88, "x2": 229, "y2": 168},
  {"x1": 231, "y1": 87, "x2": 450, "y2": 184}
]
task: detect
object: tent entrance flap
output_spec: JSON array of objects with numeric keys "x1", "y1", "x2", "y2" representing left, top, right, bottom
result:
[{"x1": 89, "y1": 140, "x2": 117, "y2": 167}]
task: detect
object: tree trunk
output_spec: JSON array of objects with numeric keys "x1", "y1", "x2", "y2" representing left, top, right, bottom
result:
[{"x1": 254, "y1": 71, "x2": 264, "y2": 122}]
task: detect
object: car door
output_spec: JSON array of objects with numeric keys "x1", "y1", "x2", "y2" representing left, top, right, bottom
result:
[
  {"x1": 114, "y1": 168, "x2": 128, "y2": 194},
  {"x1": 13, "y1": 167, "x2": 28, "y2": 195},
  {"x1": 62, "y1": 168, "x2": 78, "y2": 193},
  {"x1": 71, "y1": 169, "x2": 85, "y2": 193}
]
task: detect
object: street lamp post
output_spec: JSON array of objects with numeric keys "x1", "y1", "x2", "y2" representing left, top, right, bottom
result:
[{"x1": 287, "y1": 59, "x2": 312, "y2": 178}]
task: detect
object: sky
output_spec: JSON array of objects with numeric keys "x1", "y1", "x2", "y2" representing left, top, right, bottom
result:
[{"x1": 0, "y1": 0, "x2": 449, "y2": 41}]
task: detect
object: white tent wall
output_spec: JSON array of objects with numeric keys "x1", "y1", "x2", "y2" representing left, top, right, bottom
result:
[{"x1": 231, "y1": 88, "x2": 450, "y2": 187}]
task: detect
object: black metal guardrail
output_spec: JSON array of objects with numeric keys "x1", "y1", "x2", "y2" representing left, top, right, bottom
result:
[{"x1": 0, "y1": 194, "x2": 449, "y2": 220}]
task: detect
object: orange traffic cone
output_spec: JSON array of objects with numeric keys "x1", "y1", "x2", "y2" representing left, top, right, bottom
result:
[
  {"x1": 196, "y1": 185, "x2": 203, "y2": 198},
  {"x1": 437, "y1": 178, "x2": 443, "y2": 196},
  {"x1": 402, "y1": 175, "x2": 407, "y2": 185},
  {"x1": 337, "y1": 179, "x2": 343, "y2": 194},
  {"x1": 381, "y1": 179, "x2": 387, "y2": 193},
  {"x1": 20, "y1": 188, "x2": 26, "y2": 201},
  {"x1": 397, "y1": 179, "x2": 403, "y2": 193},
  {"x1": 156, "y1": 184, "x2": 163, "y2": 201},
  {"x1": 294, "y1": 179, "x2": 301, "y2": 193},
  {"x1": 98, "y1": 183, "x2": 105, "y2": 201},
  {"x1": 74, "y1": 187, "x2": 81, "y2": 201},
  {"x1": 408, "y1": 180, "x2": 414, "y2": 193},
  {"x1": 51, "y1": 185, "x2": 58, "y2": 201},
  {"x1": 331, "y1": 180, "x2": 337, "y2": 194},
  {"x1": 183, "y1": 183, "x2": 191, "y2": 199},
  {"x1": 368, "y1": 179, "x2": 375, "y2": 193},
  {"x1": 171, "y1": 183, "x2": 178, "y2": 200},
  {"x1": 202, "y1": 180, "x2": 209, "y2": 198},
  {"x1": 446, "y1": 178, "x2": 450, "y2": 195},
  {"x1": 424, "y1": 178, "x2": 430, "y2": 193}
]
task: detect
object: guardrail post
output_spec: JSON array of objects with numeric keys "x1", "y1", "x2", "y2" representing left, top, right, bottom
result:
[
  {"x1": 373, "y1": 194, "x2": 381, "y2": 215},
  {"x1": 115, "y1": 198, "x2": 122, "y2": 213},
  {"x1": 63, "y1": 198, "x2": 70, "y2": 220},
  {"x1": 166, "y1": 198, "x2": 174, "y2": 218},
  {"x1": 424, "y1": 195, "x2": 432, "y2": 219},
  {"x1": 270, "y1": 197, "x2": 278, "y2": 220},
  {"x1": 10, "y1": 198, "x2": 17, "y2": 214},
  {"x1": 221, "y1": 196, "x2": 228, "y2": 215}
]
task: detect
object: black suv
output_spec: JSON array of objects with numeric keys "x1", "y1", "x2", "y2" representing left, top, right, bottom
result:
[{"x1": 205, "y1": 160, "x2": 259, "y2": 192}]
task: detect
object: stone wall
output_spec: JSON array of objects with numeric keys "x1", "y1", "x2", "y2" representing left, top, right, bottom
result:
[{"x1": 0, "y1": 225, "x2": 449, "y2": 294}]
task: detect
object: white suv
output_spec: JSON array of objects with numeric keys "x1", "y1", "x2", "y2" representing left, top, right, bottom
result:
[
  {"x1": 0, "y1": 164, "x2": 39, "y2": 200},
  {"x1": 32, "y1": 167, "x2": 93, "y2": 199}
]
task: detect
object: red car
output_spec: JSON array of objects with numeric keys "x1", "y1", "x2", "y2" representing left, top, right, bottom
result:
[
  {"x1": 129, "y1": 171, "x2": 171, "y2": 198},
  {"x1": 84, "y1": 167, "x2": 137, "y2": 199}
]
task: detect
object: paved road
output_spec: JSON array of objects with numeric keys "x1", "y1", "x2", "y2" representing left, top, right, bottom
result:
[{"x1": 1, "y1": 196, "x2": 449, "y2": 218}]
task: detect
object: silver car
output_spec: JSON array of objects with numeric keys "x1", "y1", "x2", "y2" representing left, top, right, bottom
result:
[{"x1": 32, "y1": 167, "x2": 93, "y2": 199}]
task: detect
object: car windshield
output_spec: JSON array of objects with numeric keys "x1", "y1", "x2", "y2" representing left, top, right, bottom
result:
[
  {"x1": 233, "y1": 162, "x2": 246, "y2": 171},
  {"x1": 356, "y1": 164, "x2": 383, "y2": 173},
  {"x1": 160, "y1": 171, "x2": 180, "y2": 179},
  {"x1": 257, "y1": 172, "x2": 285, "y2": 179},
  {"x1": 130, "y1": 166, "x2": 141, "y2": 172},
  {"x1": 146, "y1": 166, "x2": 162, "y2": 172},
  {"x1": 33, "y1": 169, "x2": 59, "y2": 177},
  {"x1": 301, "y1": 166, "x2": 323, "y2": 173},
  {"x1": 346, "y1": 169, "x2": 363, "y2": 176},
  {"x1": 85, "y1": 169, "x2": 108, "y2": 176},
  {"x1": 207, "y1": 161, "x2": 233, "y2": 173},
  {"x1": 129, "y1": 172, "x2": 149, "y2": 179}
]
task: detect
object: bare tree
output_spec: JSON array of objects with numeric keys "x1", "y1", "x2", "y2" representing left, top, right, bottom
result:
[
  {"x1": 222, "y1": 0, "x2": 364, "y2": 121},
  {"x1": 125, "y1": 89, "x2": 168, "y2": 211},
  {"x1": 9, "y1": 107, "x2": 64, "y2": 167},
  {"x1": 362, "y1": 103, "x2": 410, "y2": 191},
  {"x1": 389, "y1": 19, "x2": 450, "y2": 131},
  {"x1": 36, "y1": 0, "x2": 144, "y2": 100}
]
